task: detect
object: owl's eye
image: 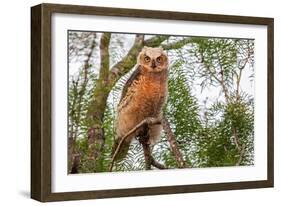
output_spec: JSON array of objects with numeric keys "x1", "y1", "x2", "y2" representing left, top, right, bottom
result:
[
  {"x1": 156, "y1": 56, "x2": 163, "y2": 63},
  {"x1": 144, "y1": 56, "x2": 150, "y2": 63}
]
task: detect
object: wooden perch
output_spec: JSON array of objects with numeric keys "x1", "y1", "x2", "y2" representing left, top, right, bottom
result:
[{"x1": 109, "y1": 117, "x2": 165, "y2": 171}]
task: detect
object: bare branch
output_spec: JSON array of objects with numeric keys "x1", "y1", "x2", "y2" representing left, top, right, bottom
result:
[
  {"x1": 108, "y1": 35, "x2": 179, "y2": 88},
  {"x1": 141, "y1": 140, "x2": 166, "y2": 170},
  {"x1": 141, "y1": 138, "x2": 152, "y2": 170},
  {"x1": 236, "y1": 41, "x2": 253, "y2": 100},
  {"x1": 108, "y1": 34, "x2": 145, "y2": 88},
  {"x1": 144, "y1": 35, "x2": 169, "y2": 47},
  {"x1": 232, "y1": 128, "x2": 241, "y2": 151},
  {"x1": 161, "y1": 38, "x2": 192, "y2": 50},
  {"x1": 219, "y1": 69, "x2": 230, "y2": 103},
  {"x1": 162, "y1": 117, "x2": 188, "y2": 168},
  {"x1": 236, "y1": 68, "x2": 243, "y2": 100},
  {"x1": 108, "y1": 36, "x2": 194, "y2": 90},
  {"x1": 151, "y1": 157, "x2": 167, "y2": 169},
  {"x1": 138, "y1": 123, "x2": 167, "y2": 170},
  {"x1": 109, "y1": 117, "x2": 161, "y2": 171},
  {"x1": 236, "y1": 144, "x2": 245, "y2": 166},
  {"x1": 233, "y1": 128, "x2": 246, "y2": 166}
]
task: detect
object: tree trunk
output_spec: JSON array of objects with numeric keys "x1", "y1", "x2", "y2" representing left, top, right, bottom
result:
[{"x1": 86, "y1": 33, "x2": 111, "y2": 171}]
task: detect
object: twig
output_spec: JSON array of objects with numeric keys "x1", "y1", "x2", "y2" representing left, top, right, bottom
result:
[
  {"x1": 236, "y1": 68, "x2": 243, "y2": 100},
  {"x1": 236, "y1": 144, "x2": 245, "y2": 166},
  {"x1": 141, "y1": 141, "x2": 166, "y2": 170},
  {"x1": 232, "y1": 128, "x2": 241, "y2": 151},
  {"x1": 151, "y1": 158, "x2": 167, "y2": 169},
  {"x1": 219, "y1": 69, "x2": 230, "y2": 104},
  {"x1": 138, "y1": 125, "x2": 167, "y2": 170},
  {"x1": 161, "y1": 38, "x2": 192, "y2": 50},
  {"x1": 236, "y1": 44, "x2": 252, "y2": 100},
  {"x1": 232, "y1": 128, "x2": 246, "y2": 166}
]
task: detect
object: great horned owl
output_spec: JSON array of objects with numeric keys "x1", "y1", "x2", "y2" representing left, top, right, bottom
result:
[{"x1": 112, "y1": 46, "x2": 169, "y2": 161}]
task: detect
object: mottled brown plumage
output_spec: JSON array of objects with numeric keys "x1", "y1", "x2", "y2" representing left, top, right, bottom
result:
[{"x1": 112, "y1": 46, "x2": 169, "y2": 161}]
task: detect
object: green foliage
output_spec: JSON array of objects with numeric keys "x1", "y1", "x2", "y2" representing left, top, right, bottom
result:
[
  {"x1": 68, "y1": 32, "x2": 255, "y2": 173},
  {"x1": 196, "y1": 97, "x2": 254, "y2": 167},
  {"x1": 188, "y1": 37, "x2": 255, "y2": 167}
]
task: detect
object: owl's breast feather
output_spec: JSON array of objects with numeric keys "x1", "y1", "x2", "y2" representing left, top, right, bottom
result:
[
  {"x1": 130, "y1": 73, "x2": 168, "y2": 116},
  {"x1": 116, "y1": 70, "x2": 168, "y2": 139}
]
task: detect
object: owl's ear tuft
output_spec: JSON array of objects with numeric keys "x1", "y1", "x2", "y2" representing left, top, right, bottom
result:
[
  {"x1": 142, "y1": 46, "x2": 149, "y2": 51},
  {"x1": 159, "y1": 46, "x2": 167, "y2": 55}
]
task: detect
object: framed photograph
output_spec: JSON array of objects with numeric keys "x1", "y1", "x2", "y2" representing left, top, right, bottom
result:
[{"x1": 31, "y1": 3, "x2": 274, "y2": 202}]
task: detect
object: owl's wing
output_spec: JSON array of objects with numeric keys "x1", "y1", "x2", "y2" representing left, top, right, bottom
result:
[
  {"x1": 118, "y1": 65, "x2": 142, "y2": 104},
  {"x1": 112, "y1": 66, "x2": 142, "y2": 161}
]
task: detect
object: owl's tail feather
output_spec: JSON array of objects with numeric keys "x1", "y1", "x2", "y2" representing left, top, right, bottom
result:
[{"x1": 111, "y1": 138, "x2": 130, "y2": 162}]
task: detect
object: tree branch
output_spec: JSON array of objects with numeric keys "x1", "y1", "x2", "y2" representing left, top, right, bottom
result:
[
  {"x1": 144, "y1": 35, "x2": 169, "y2": 47},
  {"x1": 162, "y1": 117, "x2": 188, "y2": 168},
  {"x1": 151, "y1": 157, "x2": 167, "y2": 169},
  {"x1": 232, "y1": 128, "x2": 241, "y2": 151},
  {"x1": 109, "y1": 117, "x2": 162, "y2": 172},
  {"x1": 236, "y1": 68, "x2": 243, "y2": 100},
  {"x1": 99, "y1": 33, "x2": 111, "y2": 80},
  {"x1": 219, "y1": 69, "x2": 230, "y2": 103},
  {"x1": 232, "y1": 128, "x2": 246, "y2": 166},
  {"x1": 108, "y1": 34, "x2": 145, "y2": 88},
  {"x1": 138, "y1": 123, "x2": 167, "y2": 170},
  {"x1": 198, "y1": 49, "x2": 230, "y2": 103},
  {"x1": 108, "y1": 35, "x2": 188, "y2": 89},
  {"x1": 141, "y1": 137, "x2": 152, "y2": 170},
  {"x1": 108, "y1": 36, "x2": 194, "y2": 90},
  {"x1": 236, "y1": 42, "x2": 252, "y2": 100},
  {"x1": 161, "y1": 38, "x2": 192, "y2": 50},
  {"x1": 140, "y1": 141, "x2": 167, "y2": 170},
  {"x1": 236, "y1": 144, "x2": 245, "y2": 166}
]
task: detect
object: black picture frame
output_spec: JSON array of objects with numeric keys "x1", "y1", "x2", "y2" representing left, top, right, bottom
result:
[{"x1": 31, "y1": 3, "x2": 274, "y2": 202}]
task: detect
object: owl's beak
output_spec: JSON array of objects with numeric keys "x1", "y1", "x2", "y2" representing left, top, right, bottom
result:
[{"x1": 151, "y1": 59, "x2": 156, "y2": 69}]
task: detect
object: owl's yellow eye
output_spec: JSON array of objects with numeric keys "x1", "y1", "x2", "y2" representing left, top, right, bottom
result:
[
  {"x1": 144, "y1": 56, "x2": 150, "y2": 63},
  {"x1": 156, "y1": 56, "x2": 163, "y2": 63}
]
